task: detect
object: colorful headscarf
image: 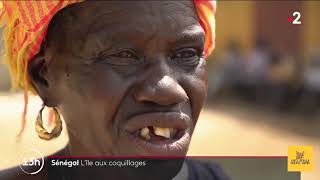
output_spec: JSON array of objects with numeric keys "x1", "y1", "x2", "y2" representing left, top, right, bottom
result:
[{"x1": 0, "y1": 1, "x2": 216, "y2": 135}]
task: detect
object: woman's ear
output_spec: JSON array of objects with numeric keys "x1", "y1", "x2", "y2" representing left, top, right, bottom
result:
[{"x1": 28, "y1": 53, "x2": 56, "y2": 107}]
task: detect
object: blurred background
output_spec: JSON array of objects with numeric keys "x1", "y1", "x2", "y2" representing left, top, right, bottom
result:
[
  {"x1": 0, "y1": 1, "x2": 319, "y2": 180},
  {"x1": 208, "y1": 1, "x2": 320, "y2": 115}
]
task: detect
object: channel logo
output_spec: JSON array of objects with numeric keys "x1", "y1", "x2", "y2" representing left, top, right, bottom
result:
[
  {"x1": 19, "y1": 148, "x2": 44, "y2": 175},
  {"x1": 288, "y1": 146, "x2": 314, "y2": 172}
]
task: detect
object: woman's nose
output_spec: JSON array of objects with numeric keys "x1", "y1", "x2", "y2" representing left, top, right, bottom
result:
[{"x1": 134, "y1": 75, "x2": 188, "y2": 106}]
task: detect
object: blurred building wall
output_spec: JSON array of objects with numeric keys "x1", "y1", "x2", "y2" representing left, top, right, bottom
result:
[
  {"x1": 0, "y1": 28, "x2": 11, "y2": 91},
  {"x1": 254, "y1": 1, "x2": 303, "y2": 56},
  {"x1": 0, "y1": 63, "x2": 10, "y2": 91},
  {"x1": 214, "y1": 1, "x2": 320, "y2": 59},
  {"x1": 215, "y1": 1, "x2": 253, "y2": 58},
  {"x1": 304, "y1": 1, "x2": 320, "y2": 56}
]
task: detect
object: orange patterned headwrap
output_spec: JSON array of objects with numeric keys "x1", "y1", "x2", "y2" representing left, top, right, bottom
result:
[{"x1": 0, "y1": 1, "x2": 216, "y2": 136}]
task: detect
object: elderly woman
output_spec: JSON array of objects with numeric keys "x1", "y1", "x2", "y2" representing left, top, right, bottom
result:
[{"x1": 0, "y1": 1, "x2": 229, "y2": 180}]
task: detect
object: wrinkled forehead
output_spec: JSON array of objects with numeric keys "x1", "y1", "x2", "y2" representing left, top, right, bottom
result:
[
  {"x1": 70, "y1": 1, "x2": 199, "y2": 28},
  {"x1": 50, "y1": 1, "x2": 203, "y2": 54}
]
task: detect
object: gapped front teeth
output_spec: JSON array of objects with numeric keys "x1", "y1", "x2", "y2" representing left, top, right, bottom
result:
[
  {"x1": 139, "y1": 127, "x2": 177, "y2": 140},
  {"x1": 140, "y1": 127, "x2": 151, "y2": 140},
  {"x1": 153, "y1": 127, "x2": 171, "y2": 138}
]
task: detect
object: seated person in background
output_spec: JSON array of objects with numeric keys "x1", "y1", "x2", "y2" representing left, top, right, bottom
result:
[{"x1": 0, "y1": 1, "x2": 230, "y2": 180}]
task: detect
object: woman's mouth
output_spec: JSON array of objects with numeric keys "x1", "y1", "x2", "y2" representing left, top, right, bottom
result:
[
  {"x1": 138, "y1": 126, "x2": 178, "y2": 140},
  {"x1": 122, "y1": 112, "x2": 192, "y2": 156}
]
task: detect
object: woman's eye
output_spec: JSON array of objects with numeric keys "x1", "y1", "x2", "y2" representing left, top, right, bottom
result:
[
  {"x1": 174, "y1": 50, "x2": 196, "y2": 58},
  {"x1": 97, "y1": 49, "x2": 142, "y2": 66},
  {"x1": 112, "y1": 50, "x2": 137, "y2": 59},
  {"x1": 172, "y1": 48, "x2": 200, "y2": 65}
]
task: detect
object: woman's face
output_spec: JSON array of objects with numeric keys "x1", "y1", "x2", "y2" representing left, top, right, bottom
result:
[{"x1": 30, "y1": 1, "x2": 208, "y2": 156}]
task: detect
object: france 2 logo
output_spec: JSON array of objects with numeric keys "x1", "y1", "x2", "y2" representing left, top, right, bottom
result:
[{"x1": 288, "y1": 11, "x2": 301, "y2": 25}]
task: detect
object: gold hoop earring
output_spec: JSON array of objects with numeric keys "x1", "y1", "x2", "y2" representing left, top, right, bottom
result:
[{"x1": 35, "y1": 106, "x2": 62, "y2": 140}]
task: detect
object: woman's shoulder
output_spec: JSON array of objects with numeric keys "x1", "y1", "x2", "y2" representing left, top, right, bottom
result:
[{"x1": 185, "y1": 159, "x2": 231, "y2": 180}]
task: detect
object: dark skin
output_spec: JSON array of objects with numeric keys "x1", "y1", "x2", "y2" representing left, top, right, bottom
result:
[{"x1": 9, "y1": 1, "x2": 208, "y2": 179}]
